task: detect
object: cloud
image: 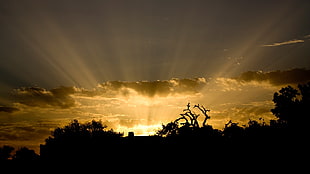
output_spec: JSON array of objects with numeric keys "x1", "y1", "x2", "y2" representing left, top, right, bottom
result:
[
  {"x1": 119, "y1": 118, "x2": 142, "y2": 128},
  {"x1": 0, "y1": 106, "x2": 19, "y2": 113},
  {"x1": 12, "y1": 86, "x2": 76, "y2": 108},
  {"x1": 262, "y1": 39, "x2": 304, "y2": 47},
  {"x1": 97, "y1": 78, "x2": 207, "y2": 97},
  {"x1": 234, "y1": 68, "x2": 310, "y2": 86},
  {"x1": 10, "y1": 78, "x2": 207, "y2": 109}
]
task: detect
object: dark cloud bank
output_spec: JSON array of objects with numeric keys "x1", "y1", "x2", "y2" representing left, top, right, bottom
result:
[
  {"x1": 234, "y1": 68, "x2": 310, "y2": 85},
  {"x1": 0, "y1": 106, "x2": 19, "y2": 113},
  {"x1": 12, "y1": 86, "x2": 76, "y2": 109},
  {"x1": 97, "y1": 78, "x2": 206, "y2": 97}
]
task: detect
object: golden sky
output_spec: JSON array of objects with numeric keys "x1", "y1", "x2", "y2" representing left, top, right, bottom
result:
[{"x1": 0, "y1": 0, "x2": 310, "y2": 153}]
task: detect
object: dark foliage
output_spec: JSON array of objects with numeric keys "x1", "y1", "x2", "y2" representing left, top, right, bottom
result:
[
  {"x1": 12, "y1": 147, "x2": 39, "y2": 161},
  {"x1": 40, "y1": 119, "x2": 123, "y2": 161},
  {"x1": 271, "y1": 82, "x2": 310, "y2": 130},
  {"x1": 0, "y1": 145, "x2": 14, "y2": 160}
]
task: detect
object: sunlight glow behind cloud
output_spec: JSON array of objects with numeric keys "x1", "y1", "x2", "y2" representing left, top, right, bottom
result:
[{"x1": 1, "y1": 69, "x2": 310, "y2": 153}]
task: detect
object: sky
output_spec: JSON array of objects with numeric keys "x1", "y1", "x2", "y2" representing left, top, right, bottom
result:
[{"x1": 0, "y1": 0, "x2": 310, "y2": 153}]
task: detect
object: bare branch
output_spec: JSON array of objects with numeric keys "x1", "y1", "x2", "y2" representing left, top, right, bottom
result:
[
  {"x1": 194, "y1": 104, "x2": 211, "y2": 127},
  {"x1": 175, "y1": 103, "x2": 212, "y2": 128}
]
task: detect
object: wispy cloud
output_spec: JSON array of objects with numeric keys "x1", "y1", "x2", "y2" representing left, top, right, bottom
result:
[
  {"x1": 262, "y1": 39, "x2": 304, "y2": 47},
  {"x1": 304, "y1": 34, "x2": 310, "y2": 39}
]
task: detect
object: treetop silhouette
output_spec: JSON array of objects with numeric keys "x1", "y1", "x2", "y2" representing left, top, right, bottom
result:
[
  {"x1": 271, "y1": 81, "x2": 310, "y2": 129},
  {"x1": 156, "y1": 103, "x2": 214, "y2": 137},
  {"x1": 178, "y1": 103, "x2": 211, "y2": 128}
]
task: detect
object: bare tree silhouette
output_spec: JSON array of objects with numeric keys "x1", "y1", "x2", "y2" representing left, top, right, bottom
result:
[
  {"x1": 175, "y1": 103, "x2": 211, "y2": 128},
  {"x1": 157, "y1": 103, "x2": 217, "y2": 138}
]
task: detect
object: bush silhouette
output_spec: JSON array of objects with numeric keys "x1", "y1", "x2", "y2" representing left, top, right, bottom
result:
[
  {"x1": 0, "y1": 145, "x2": 14, "y2": 160},
  {"x1": 40, "y1": 119, "x2": 123, "y2": 161},
  {"x1": 12, "y1": 147, "x2": 39, "y2": 161}
]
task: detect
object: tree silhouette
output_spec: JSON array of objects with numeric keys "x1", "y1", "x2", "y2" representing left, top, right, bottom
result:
[
  {"x1": 12, "y1": 147, "x2": 39, "y2": 161},
  {"x1": 156, "y1": 121, "x2": 179, "y2": 137},
  {"x1": 271, "y1": 85, "x2": 299, "y2": 124},
  {"x1": 45, "y1": 119, "x2": 121, "y2": 143},
  {"x1": 0, "y1": 145, "x2": 14, "y2": 160},
  {"x1": 194, "y1": 104, "x2": 211, "y2": 127},
  {"x1": 178, "y1": 103, "x2": 211, "y2": 128},
  {"x1": 223, "y1": 120, "x2": 244, "y2": 140},
  {"x1": 41, "y1": 119, "x2": 123, "y2": 161},
  {"x1": 271, "y1": 81, "x2": 310, "y2": 128},
  {"x1": 156, "y1": 103, "x2": 213, "y2": 137}
]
